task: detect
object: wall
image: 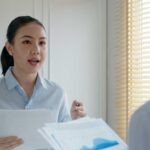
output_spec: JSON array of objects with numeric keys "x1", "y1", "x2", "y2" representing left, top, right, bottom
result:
[{"x1": 0, "y1": 0, "x2": 106, "y2": 119}]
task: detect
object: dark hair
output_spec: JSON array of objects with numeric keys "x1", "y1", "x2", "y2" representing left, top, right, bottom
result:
[{"x1": 0, "y1": 16, "x2": 44, "y2": 75}]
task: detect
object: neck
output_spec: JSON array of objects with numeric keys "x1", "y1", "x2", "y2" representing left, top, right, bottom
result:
[
  {"x1": 12, "y1": 67, "x2": 38, "y2": 97},
  {"x1": 12, "y1": 69, "x2": 37, "y2": 85}
]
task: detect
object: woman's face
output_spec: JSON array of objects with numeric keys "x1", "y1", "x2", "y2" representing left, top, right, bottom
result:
[{"x1": 7, "y1": 23, "x2": 47, "y2": 74}]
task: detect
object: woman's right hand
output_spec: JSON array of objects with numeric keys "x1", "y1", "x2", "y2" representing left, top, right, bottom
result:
[{"x1": 0, "y1": 136, "x2": 23, "y2": 150}]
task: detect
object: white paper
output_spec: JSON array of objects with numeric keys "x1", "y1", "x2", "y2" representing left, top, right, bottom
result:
[
  {"x1": 0, "y1": 109, "x2": 53, "y2": 150},
  {"x1": 39, "y1": 118, "x2": 128, "y2": 150}
]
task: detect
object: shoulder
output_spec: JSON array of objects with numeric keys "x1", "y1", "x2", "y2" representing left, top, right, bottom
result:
[
  {"x1": 130, "y1": 100, "x2": 150, "y2": 125},
  {"x1": 45, "y1": 79, "x2": 62, "y2": 88},
  {"x1": 43, "y1": 79, "x2": 66, "y2": 94},
  {"x1": 133, "y1": 100, "x2": 150, "y2": 117},
  {"x1": 44, "y1": 79, "x2": 64, "y2": 89}
]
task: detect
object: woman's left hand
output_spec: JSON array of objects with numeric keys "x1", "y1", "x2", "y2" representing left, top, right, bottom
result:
[{"x1": 70, "y1": 100, "x2": 87, "y2": 120}]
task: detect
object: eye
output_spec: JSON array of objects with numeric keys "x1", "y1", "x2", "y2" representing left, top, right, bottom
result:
[
  {"x1": 22, "y1": 40, "x2": 32, "y2": 44},
  {"x1": 39, "y1": 41, "x2": 46, "y2": 46}
]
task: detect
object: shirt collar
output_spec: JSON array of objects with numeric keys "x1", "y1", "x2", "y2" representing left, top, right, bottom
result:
[
  {"x1": 5, "y1": 67, "x2": 47, "y2": 90},
  {"x1": 5, "y1": 67, "x2": 20, "y2": 90},
  {"x1": 35, "y1": 73, "x2": 47, "y2": 89}
]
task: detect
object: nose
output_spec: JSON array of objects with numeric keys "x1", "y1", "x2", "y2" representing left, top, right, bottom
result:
[{"x1": 31, "y1": 43, "x2": 40, "y2": 55}]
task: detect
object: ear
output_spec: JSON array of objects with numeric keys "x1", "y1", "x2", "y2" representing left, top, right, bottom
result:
[{"x1": 5, "y1": 42, "x2": 14, "y2": 56}]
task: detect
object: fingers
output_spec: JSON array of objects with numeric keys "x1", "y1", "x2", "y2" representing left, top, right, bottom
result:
[
  {"x1": 0, "y1": 136, "x2": 18, "y2": 144},
  {"x1": 0, "y1": 136, "x2": 23, "y2": 150},
  {"x1": 71, "y1": 100, "x2": 87, "y2": 120},
  {"x1": 72, "y1": 100, "x2": 83, "y2": 111},
  {"x1": 72, "y1": 100, "x2": 83, "y2": 107},
  {"x1": 73, "y1": 109, "x2": 87, "y2": 117}
]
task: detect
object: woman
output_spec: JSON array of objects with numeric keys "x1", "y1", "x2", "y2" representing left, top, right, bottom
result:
[{"x1": 0, "y1": 16, "x2": 86, "y2": 150}]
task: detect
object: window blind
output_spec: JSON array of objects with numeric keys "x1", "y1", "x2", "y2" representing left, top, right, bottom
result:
[{"x1": 116, "y1": 0, "x2": 150, "y2": 140}]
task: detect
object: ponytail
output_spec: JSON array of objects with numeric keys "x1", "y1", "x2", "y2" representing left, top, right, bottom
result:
[{"x1": 1, "y1": 47, "x2": 14, "y2": 76}]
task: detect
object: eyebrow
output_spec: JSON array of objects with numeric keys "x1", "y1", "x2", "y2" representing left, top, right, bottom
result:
[{"x1": 21, "y1": 35, "x2": 47, "y2": 39}]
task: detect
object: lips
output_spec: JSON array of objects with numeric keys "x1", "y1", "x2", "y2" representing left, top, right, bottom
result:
[{"x1": 28, "y1": 58, "x2": 40, "y2": 66}]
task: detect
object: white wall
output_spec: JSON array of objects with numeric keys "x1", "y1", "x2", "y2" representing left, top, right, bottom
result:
[
  {"x1": 0, "y1": 0, "x2": 107, "y2": 119},
  {"x1": 0, "y1": 0, "x2": 34, "y2": 51},
  {"x1": 49, "y1": 0, "x2": 106, "y2": 118}
]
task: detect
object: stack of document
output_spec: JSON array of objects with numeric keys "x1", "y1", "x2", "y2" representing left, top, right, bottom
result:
[
  {"x1": 0, "y1": 109, "x2": 53, "y2": 150},
  {"x1": 39, "y1": 117, "x2": 128, "y2": 150}
]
